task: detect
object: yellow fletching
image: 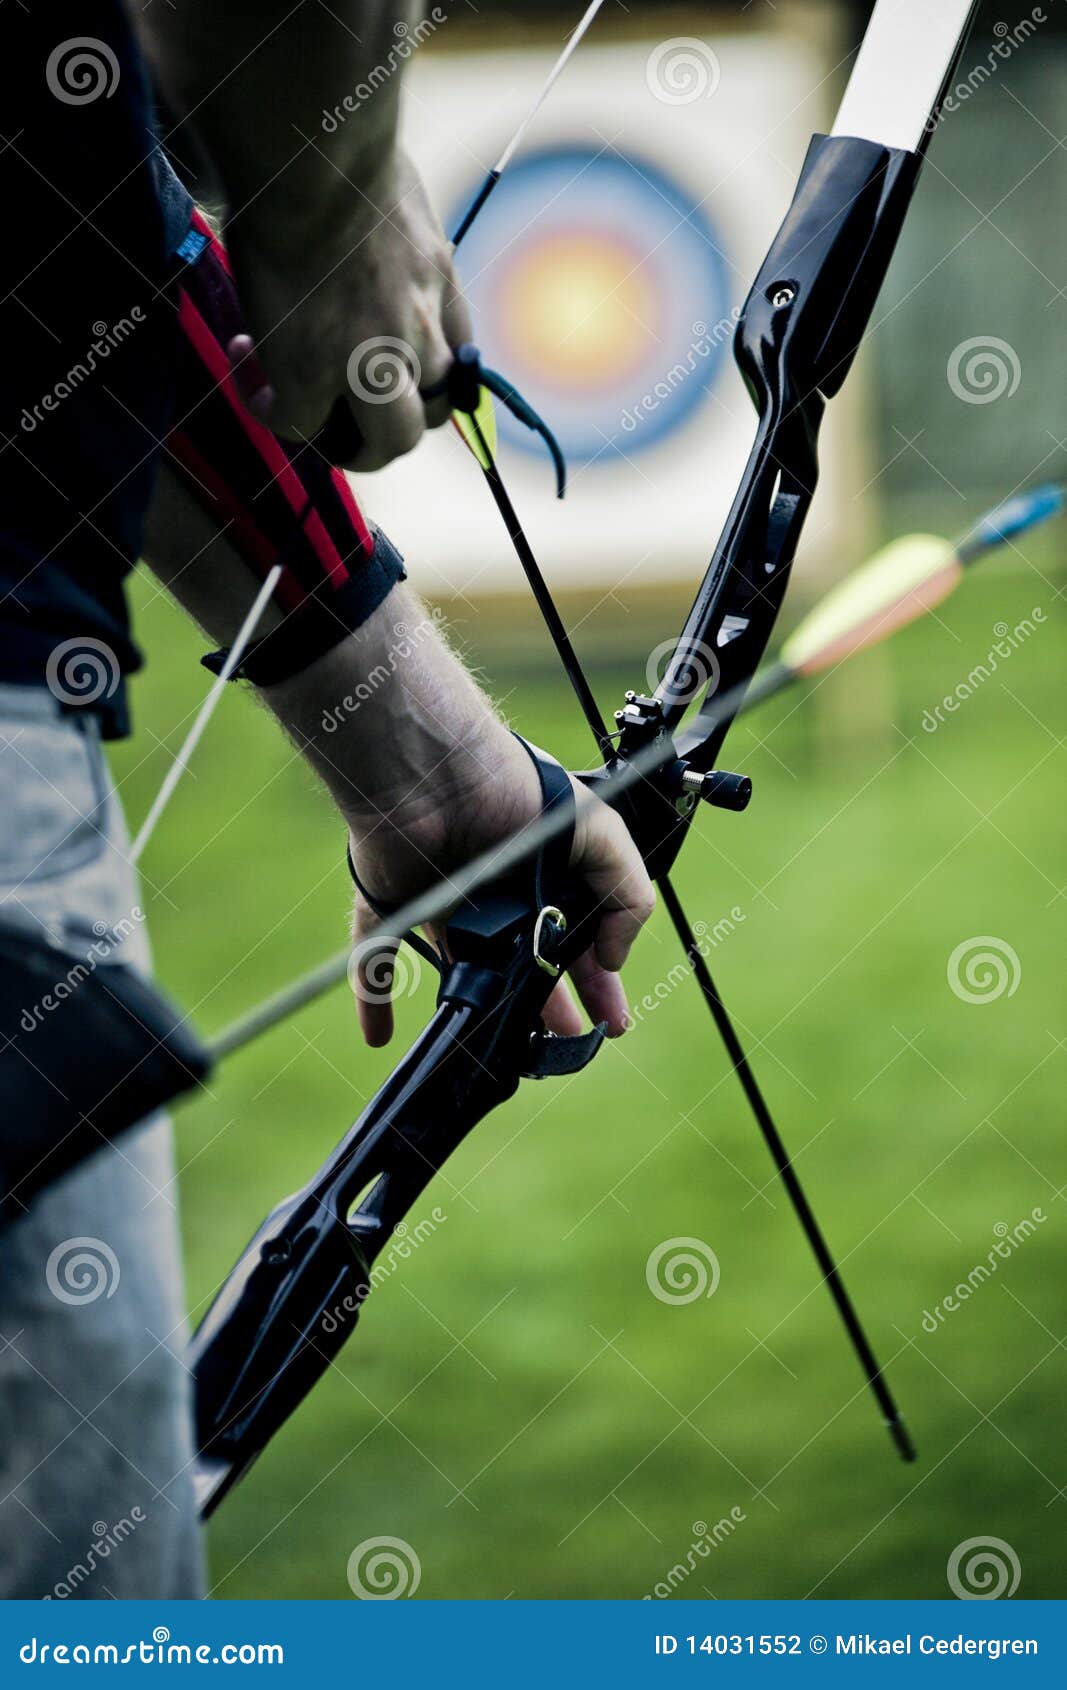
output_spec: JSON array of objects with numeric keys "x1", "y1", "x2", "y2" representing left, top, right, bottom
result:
[
  {"x1": 781, "y1": 534, "x2": 961, "y2": 677},
  {"x1": 452, "y1": 386, "x2": 498, "y2": 469}
]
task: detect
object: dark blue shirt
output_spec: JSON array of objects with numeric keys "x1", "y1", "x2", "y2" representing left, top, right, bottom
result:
[{"x1": 0, "y1": 3, "x2": 193, "y2": 735}]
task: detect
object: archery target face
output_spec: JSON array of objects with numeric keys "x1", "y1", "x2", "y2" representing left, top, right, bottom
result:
[
  {"x1": 354, "y1": 32, "x2": 864, "y2": 593},
  {"x1": 450, "y1": 147, "x2": 734, "y2": 463}
]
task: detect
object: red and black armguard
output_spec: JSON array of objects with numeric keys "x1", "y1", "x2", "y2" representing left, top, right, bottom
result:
[{"x1": 167, "y1": 211, "x2": 406, "y2": 686}]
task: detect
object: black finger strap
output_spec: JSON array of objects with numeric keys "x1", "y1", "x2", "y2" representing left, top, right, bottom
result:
[
  {"x1": 344, "y1": 847, "x2": 442, "y2": 974},
  {"x1": 509, "y1": 734, "x2": 576, "y2": 911}
]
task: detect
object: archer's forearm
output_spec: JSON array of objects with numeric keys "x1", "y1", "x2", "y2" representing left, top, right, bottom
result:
[
  {"x1": 140, "y1": 464, "x2": 521, "y2": 847},
  {"x1": 140, "y1": 3, "x2": 415, "y2": 236},
  {"x1": 259, "y1": 586, "x2": 517, "y2": 840}
]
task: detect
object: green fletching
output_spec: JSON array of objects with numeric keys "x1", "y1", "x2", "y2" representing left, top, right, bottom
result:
[
  {"x1": 780, "y1": 534, "x2": 959, "y2": 677},
  {"x1": 452, "y1": 386, "x2": 499, "y2": 469}
]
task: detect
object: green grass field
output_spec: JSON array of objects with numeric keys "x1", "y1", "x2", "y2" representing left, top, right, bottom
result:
[{"x1": 110, "y1": 521, "x2": 1067, "y2": 1601}]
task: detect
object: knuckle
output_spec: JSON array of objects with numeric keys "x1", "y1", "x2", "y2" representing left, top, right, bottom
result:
[{"x1": 633, "y1": 885, "x2": 657, "y2": 926}]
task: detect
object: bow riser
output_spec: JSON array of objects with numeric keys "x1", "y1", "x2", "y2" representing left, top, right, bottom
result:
[
  {"x1": 609, "y1": 135, "x2": 920, "y2": 881},
  {"x1": 194, "y1": 826, "x2": 602, "y2": 1513},
  {"x1": 657, "y1": 136, "x2": 921, "y2": 740}
]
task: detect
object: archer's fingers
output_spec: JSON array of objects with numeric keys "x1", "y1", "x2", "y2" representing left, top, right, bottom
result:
[
  {"x1": 350, "y1": 903, "x2": 397, "y2": 1048},
  {"x1": 351, "y1": 940, "x2": 398, "y2": 1048},
  {"x1": 570, "y1": 789, "x2": 656, "y2": 972},
  {"x1": 542, "y1": 977, "x2": 584, "y2": 1038},
  {"x1": 226, "y1": 334, "x2": 275, "y2": 424},
  {"x1": 567, "y1": 945, "x2": 631, "y2": 1038},
  {"x1": 341, "y1": 327, "x2": 453, "y2": 470}
]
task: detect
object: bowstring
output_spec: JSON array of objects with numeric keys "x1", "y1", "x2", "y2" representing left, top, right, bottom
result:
[
  {"x1": 130, "y1": 470, "x2": 329, "y2": 865},
  {"x1": 130, "y1": 560, "x2": 284, "y2": 864}
]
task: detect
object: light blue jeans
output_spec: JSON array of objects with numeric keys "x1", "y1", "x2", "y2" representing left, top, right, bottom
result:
[{"x1": 0, "y1": 684, "x2": 203, "y2": 1598}]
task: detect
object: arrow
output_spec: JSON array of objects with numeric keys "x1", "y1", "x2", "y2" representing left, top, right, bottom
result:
[
  {"x1": 451, "y1": 0, "x2": 610, "y2": 249},
  {"x1": 206, "y1": 482, "x2": 1063, "y2": 1061}
]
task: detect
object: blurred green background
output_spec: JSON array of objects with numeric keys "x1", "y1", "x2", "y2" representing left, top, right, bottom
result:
[
  {"x1": 112, "y1": 510, "x2": 1067, "y2": 1599},
  {"x1": 110, "y1": 0, "x2": 1067, "y2": 1605}
]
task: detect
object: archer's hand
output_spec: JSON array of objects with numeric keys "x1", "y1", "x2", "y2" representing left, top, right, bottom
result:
[
  {"x1": 225, "y1": 147, "x2": 471, "y2": 468},
  {"x1": 348, "y1": 733, "x2": 656, "y2": 1049}
]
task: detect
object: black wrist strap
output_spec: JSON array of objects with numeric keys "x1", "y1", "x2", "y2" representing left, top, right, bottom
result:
[
  {"x1": 202, "y1": 525, "x2": 407, "y2": 688},
  {"x1": 344, "y1": 735, "x2": 576, "y2": 974},
  {"x1": 508, "y1": 733, "x2": 575, "y2": 908},
  {"x1": 345, "y1": 848, "x2": 443, "y2": 974}
]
